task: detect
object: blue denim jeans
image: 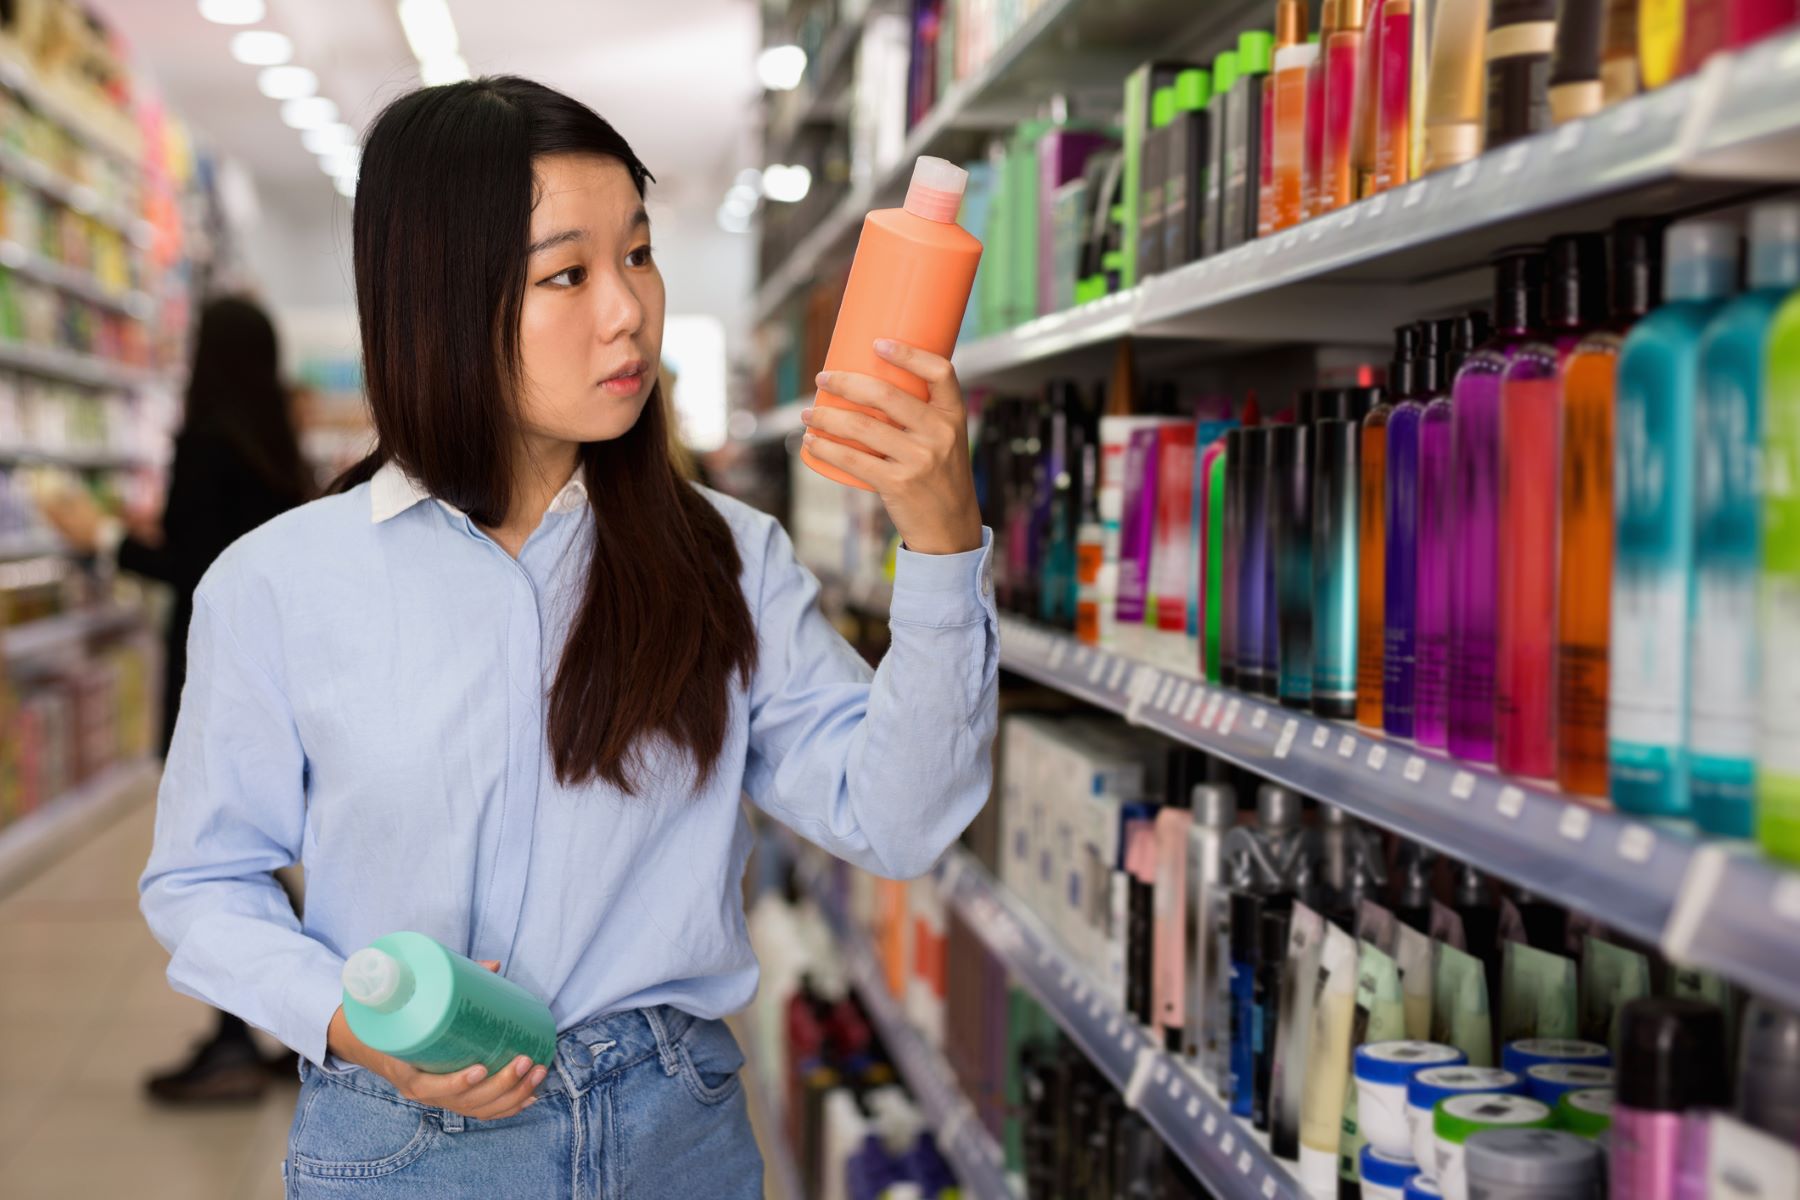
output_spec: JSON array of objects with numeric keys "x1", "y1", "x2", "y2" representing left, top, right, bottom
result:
[{"x1": 282, "y1": 1006, "x2": 763, "y2": 1198}]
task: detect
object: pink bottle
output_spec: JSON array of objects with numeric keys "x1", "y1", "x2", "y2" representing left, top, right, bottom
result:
[{"x1": 1611, "y1": 998, "x2": 1727, "y2": 1200}]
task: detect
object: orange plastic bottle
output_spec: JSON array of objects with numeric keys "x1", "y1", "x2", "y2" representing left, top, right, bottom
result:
[{"x1": 802, "y1": 157, "x2": 984, "y2": 490}]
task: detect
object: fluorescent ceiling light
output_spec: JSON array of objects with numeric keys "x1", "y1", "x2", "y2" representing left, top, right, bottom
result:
[
  {"x1": 199, "y1": 0, "x2": 264, "y2": 25},
  {"x1": 258, "y1": 65, "x2": 317, "y2": 100},
  {"x1": 398, "y1": 0, "x2": 460, "y2": 61},
  {"x1": 281, "y1": 96, "x2": 339, "y2": 130},
  {"x1": 736, "y1": 168, "x2": 763, "y2": 190},
  {"x1": 419, "y1": 55, "x2": 472, "y2": 86},
  {"x1": 761, "y1": 164, "x2": 811, "y2": 203},
  {"x1": 229, "y1": 30, "x2": 291, "y2": 66},
  {"x1": 302, "y1": 124, "x2": 355, "y2": 155},
  {"x1": 320, "y1": 146, "x2": 361, "y2": 177},
  {"x1": 335, "y1": 173, "x2": 357, "y2": 198},
  {"x1": 756, "y1": 44, "x2": 807, "y2": 91},
  {"x1": 717, "y1": 204, "x2": 751, "y2": 235}
]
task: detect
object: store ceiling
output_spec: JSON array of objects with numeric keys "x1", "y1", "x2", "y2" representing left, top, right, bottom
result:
[{"x1": 88, "y1": 0, "x2": 762, "y2": 221}]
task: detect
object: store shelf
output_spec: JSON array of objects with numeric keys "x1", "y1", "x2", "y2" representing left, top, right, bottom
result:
[
  {"x1": 763, "y1": 16, "x2": 864, "y2": 162},
  {"x1": 937, "y1": 846, "x2": 1302, "y2": 1200},
  {"x1": 3, "y1": 604, "x2": 144, "y2": 666},
  {"x1": 749, "y1": 0, "x2": 1259, "y2": 326},
  {"x1": 0, "y1": 41, "x2": 142, "y2": 168},
  {"x1": 798, "y1": 856, "x2": 1017, "y2": 1200},
  {"x1": 0, "y1": 445, "x2": 151, "y2": 470},
  {"x1": 0, "y1": 340, "x2": 151, "y2": 390},
  {"x1": 0, "y1": 532, "x2": 61, "y2": 562},
  {"x1": 0, "y1": 239, "x2": 152, "y2": 318},
  {"x1": 0, "y1": 756, "x2": 157, "y2": 900},
  {"x1": 996, "y1": 614, "x2": 1800, "y2": 1012},
  {"x1": 0, "y1": 143, "x2": 147, "y2": 242},
  {"x1": 950, "y1": 27, "x2": 1800, "y2": 386}
]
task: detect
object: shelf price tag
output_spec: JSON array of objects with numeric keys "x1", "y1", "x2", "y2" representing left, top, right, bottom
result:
[
  {"x1": 1154, "y1": 1062, "x2": 1171, "y2": 1086},
  {"x1": 1454, "y1": 160, "x2": 1481, "y2": 188},
  {"x1": 1312, "y1": 725, "x2": 1332, "y2": 750},
  {"x1": 1618, "y1": 824, "x2": 1656, "y2": 864},
  {"x1": 1367, "y1": 193, "x2": 1389, "y2": 219},
  {"x1": 1264, "y1": 1177, "x2": 1280, "y2": 1199},
  {"x1": 1553, "y1": 121, "x2": 1584, "y2": 155},
  {"x1": 1186, "y1": 689, "x2": 1207, "y2": 722},
  {"x1": 1238, "y1": 1151, "x2": 1254, "y2": 1174},
  {"x1": 1275, "y1": 719, "x2": 1299, "y2": 760},
  {"x1": 1497, "y1": 786, "x2": 1526, "y2": 819},
  {"x1": 1367, "y1": 745, "x2": 1388, "y2": 772},
  {"x1": 1108, "y1": 658, "x2": 1129, "y2": 692},
  {"x1": 1338, "y1": 733, "x2": 1358, "y2": 759},
  {"x1": 1171, "y1": 680, "x2": 1192, "y2": 713},
  {"x1": 1187, "y1": 1097, "x2": 1203, "y2": 1120},
  {"x1": 1155, "y1": 675, "x2": 1176, "y2": 712},
  {"x1": 1170, "y1": 1077, "x2": 1184, "y2": 1100},
  {"x1": 1450, "y1": 770, "x2": 1477, "y2": 801},
  {"x1": 1048, "y1": 640, "x2": 1068, "y2": 670},
  {"x1": 1107, "y1": 1016, "x2": 1122, "y2": 1038},
  {"x1": 1202, "y1": 693, "x2": 1226, "y2": 729},
  {"x1": 1501, "y1": 143, "x2": 1530, "y2": 175},
  {"x1": 1404, "y1": 755, "x2": 1428, "y2": 784},
  {"x1": 1252, "y1": 706, "x2": 1268, "y2": 731},
  {"x1": 1403, "y1": 181, "x2": 1428, "y2": 209},
  {"x1": 1221, "y1": 1132, "x2": 1236, "y2": 1156},
  {"x1": 1088, "y1": 655, "x2": 1109, "y2": 686},
  {"x1": 1558, "y1": 805, "x2": 1593, "y2": 843},
  {"x1": 1220, "y1": 698, "x2": 1242, "y2": 737},
  {"x1": 1204, "y1": 1113, "x2": 1219, "y2": 1136},
  {"x1": 1773, "y1": 877, "x2": 1800, "y2": 924},
  {"x1": 1124, "y1": 1046, "x2": 1158, "y2": 1109}
]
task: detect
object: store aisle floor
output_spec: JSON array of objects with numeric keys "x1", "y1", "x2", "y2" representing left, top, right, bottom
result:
[
  {"x1": 1, "y1": 781, "x2": 791, "y2": 1200},
  {"x1": 0, "y1": 782, "x2": 293, "y2": 1200}
]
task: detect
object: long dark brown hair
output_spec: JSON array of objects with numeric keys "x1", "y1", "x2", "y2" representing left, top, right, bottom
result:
[
  {"x1": 185, "y1": 295, "x2": 310, "y2": 505},
  {"x1": 337, "y1": 76, "x2": 756, "y2": 793}
]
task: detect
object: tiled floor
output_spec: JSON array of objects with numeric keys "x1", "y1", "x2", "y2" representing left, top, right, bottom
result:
[{"x1": 0, "y1": 777, "x2": 791, "y2": 1200}]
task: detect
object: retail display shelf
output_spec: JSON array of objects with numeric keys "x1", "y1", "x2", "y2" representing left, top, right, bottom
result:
[
  {"x1": 3, "y1": 604, "x2": 143, "y2": 665},
  {"x1": 0, "y1": 755, "x2": 156, "y2": 899},
  {"x1": 0, "y1": 445, "x2": 150, "y2": 470},
  {"x1": 996, "y1": 614, "x2": 1800, "y2": 1011},
  {"x1": 0, "y1": 42, "x2": 142, "y2": 167},
  {"x1": 0, "y1": 339, "x2": 150, "y2": 390},
  {"x1": 0, "y1": 143, "x2": 145, "y2": 241},
  {"x1": 799, "y1": 855, "x2": 1017, "y2": 1200},
  {"x1": 937, "y1": 846, "x2": 1302, "y2": 1200},
  {"x1": 763, "y1": 17, "x2": 864, "y2": 162},
  {"x1": 950, "y1": 27, "x2": 1800, "y2": 387},
  {"x1": 0, "y1": 239, "x2": 152, "y2": 318},
  {"x1": 749, "y1": 0, "x2": 1256, "y2": 326}
]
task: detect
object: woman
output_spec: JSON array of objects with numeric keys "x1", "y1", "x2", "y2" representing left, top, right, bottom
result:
[
  {"x1": 138, "y1": 76, "x2": 996, "y2": 1197},
  {"x1": 42, "y1": 294, "x2": 311, "y2": 1104}
]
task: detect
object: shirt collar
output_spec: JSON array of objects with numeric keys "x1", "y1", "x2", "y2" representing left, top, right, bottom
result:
[{"x1": 369, "y1": 460, "x2": 590, "y2": 524}]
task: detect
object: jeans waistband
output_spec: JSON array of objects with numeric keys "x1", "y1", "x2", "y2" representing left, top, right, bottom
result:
[{"x1": 306, "y1": 1004, "x2": 700, "y2": 1108}]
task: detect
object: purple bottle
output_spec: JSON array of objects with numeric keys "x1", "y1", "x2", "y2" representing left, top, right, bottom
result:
[
  {"x1": 1611, "y1": 997, "x2": 1727, "y2": 1200},
  {"x1": 1448, "y1": 251, "x2": 1545, "y2": 764},
  {"x1": 1416, "y1": 314, "x2": 1488, "y2": 751},
  {"x1": 1384, "y1": 323, "x2": 1432, "y2": 738},
  {"x1": 1239, "y1": 427, "x2": 1273, "y2": 696}
]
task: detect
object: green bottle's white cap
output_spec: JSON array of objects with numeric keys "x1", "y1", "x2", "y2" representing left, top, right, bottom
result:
[{"x1": 343, "y1": 947, "x2": 415, "y2": 1013}]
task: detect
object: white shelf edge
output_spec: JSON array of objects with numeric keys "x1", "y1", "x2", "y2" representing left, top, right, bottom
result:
[
  {"x1": 0, "y1": 756, "x2": 157, "y2": 900},
  {"x1": 4, "y1": 604, "x2": 145, "y2": 665}
]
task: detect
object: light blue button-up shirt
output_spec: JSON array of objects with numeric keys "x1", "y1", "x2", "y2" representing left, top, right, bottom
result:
[{"x1": 139, "y1": 462, "x2": 998, "y2": 1067}]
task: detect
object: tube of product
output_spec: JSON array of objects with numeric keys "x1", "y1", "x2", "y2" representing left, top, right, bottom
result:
[
  {"x1": 1599, "y1": 0, "x2": 1641, "y2": 103},
  {"x1": 1499, "y1": 942, "x2": 1580, "y2": 1044},
  {"x1": 1484, "y1": 0, "x2": 1557, "y2": 148},
  {"x1": 1265, "y1": 0, "x2": 1309, "y2": 235},
  {"x1": 1138, "y1": 86, "x2": 1177, "y2": 281},
  {"x1": 1549, "y1": 0, "x2": 1606, "y2": 121},
  {"x1": 1229, "y1": 891, "x2": 1268, "y2": 1116},
  {"x1": 1350, "y1": 0, "x2": 1390, "y2": 199},
  {"x1": 1115, "y1": 425, "x2": 1165, "y2": 659},
  {"x1": 1222, "y1": 427, "x2": 1245, "y2": 686},
  {"x1": 1254, "y1": 900, "x2": 1296, "y2": 1131},
  {"x1": 1239, "y1": 426, "x2": 1274, "y2": 696},
  {"x1": 1152, "y1": 754, "x2": 1198, "y2": 1050},
  {"x1": 1322, "y1": 0, "x2": 1369, "y2": 210},
  {"x1": 1273, "y1": 42, "x2": 1319, "y2": 231},
  {"x1": 1396, "y1": 920, "x2": 1434, "y2": 1039},
  {"x1": 1205, "y1": 440, "x2": 1230, "y2": 679},
  {"x1": 1312, "y1": 416, "x2": 1361, "y2": 718},
  {"x1": 1433, "y1": 941, "x2": 1496, "y2": 1068},
  {"x1": 1203, "y1": 50, "x2": 1239, "y2": 259},
  {"x1": 1375, "y1": 0, "x2": 1414, "y2": 191},
  {"x1": 1304, "y1": 9, "x2": 1334, "y2": 218},
  {"x1": 1612, "y1": 998, "x2": 1728, "y2": 1200},
  {"x1": 1224, "y1": 31, "x2": 1275, "y2": 251},
  {"x1": 1300, "y1": 922, "x2": 1361, "y2": 1199},
  {"x1": 1341, "y1": 939, "x2": 1408, "y2": 1190},
  {"x1": 1185, "y1": 782, "x2": 1237, "y2": 1072},
  {"x1": 1261, "y1": 423, "x2": 1282, "y2": 700},
  {"x1": 1164, "y1": 69, "x2": 1214, "y2": 269},
  {"x1": 1578, "y1": 936, "x2": 1650, "y2": 1052},
  {"x1": 1272, "y1": 902, "x2": 1327, "y2": 1160},
  {"x1": 1360, "y1": 371, "x2": 1400, "y2": 729},
  {"x1": 1422, "y1": 0, "x2": 1490, "y2": 171},
  {"x1": 1385, "y1": 330, "x2": 1429, "y2": 739}
]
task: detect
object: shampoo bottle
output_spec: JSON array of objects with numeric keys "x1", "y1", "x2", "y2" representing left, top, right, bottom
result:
[
  {"x1": 804, "y1": 158, "x2": 983, "y2": 490},
  {"x1": 1761, "y1": 268, "x2": 1800, "y2": 865},
  {"x1": 1224, "y1": 32, "x2": 1275, "y2": 251},
  {"x1": 1556, "y1": 219, "x2": 1663, "y2": 799},
  {"x1": 1385, "y1": 323, "x2": 1436, "y2": 739},
  {"x1": 341, "y1": 932, "x2": 558, "y2": 1074},
  {"x1": 1273, "y1": 422, "x2": 1316, "y2": 708},
  {"x1": 1360, "y1": 368, "x2": 1401, "y2": 729},
  {"x1": 1691, "y1": 202, "x2": 1800, "y2": 837},
  {"x1": 1322, "y1": 0, "x2": 1371, "y2": 211},
  {"x1": 1609, "y1": 219, "x2": 1737, "y2": 817},
  {"x1": 1484, "y1": 0, "x2": 1558, "y2": 148}
]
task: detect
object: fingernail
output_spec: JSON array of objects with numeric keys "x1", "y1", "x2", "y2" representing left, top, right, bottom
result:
[
  {"x1": 799, "y1": 407, "x2": 814, "y2": 424},
  {"x1": 531, "y1": 1066, "x2": 548, "y2": 1085},
  {"x1": 524, "y1": 1098, "x2": 539, "y2": 1109},
  {"x1": 815, "y1": 371, "x2": 828, "y2": 386},
  {"x1": 466, "y1": 1067, "x2": 486, "y2": 1084},
  {"x1": 874, "y1": 338, "x2": 897, "y2": 354},
  {"x1": 515, "y1": 1058, "x2": 530, "y2": 1078},
  {"x1": 803, "y1": 432, "x2": 816, "y2": 446}
]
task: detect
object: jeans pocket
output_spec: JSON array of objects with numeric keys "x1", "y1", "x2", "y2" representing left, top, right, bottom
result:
[
  {"x1": 674, "y1": 1018, "x2": 745, "y2": 1107},
  {"x1": 289, "y1": 1073, "x2": 443, "y2": 1180}
]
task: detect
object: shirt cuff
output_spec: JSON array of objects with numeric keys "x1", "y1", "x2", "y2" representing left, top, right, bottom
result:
[{"x1": 888, "y1": 526, "x2": 995, "y2": 627}]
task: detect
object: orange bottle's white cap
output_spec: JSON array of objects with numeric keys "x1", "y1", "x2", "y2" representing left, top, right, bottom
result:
[{"x1": 903, "y1": 156, "x2": 968, "y2": 223}]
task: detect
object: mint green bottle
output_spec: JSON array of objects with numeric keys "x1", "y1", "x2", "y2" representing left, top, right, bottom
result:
[{"x1": 341, "y1": 932, "x2": 557, "y2": 1074}]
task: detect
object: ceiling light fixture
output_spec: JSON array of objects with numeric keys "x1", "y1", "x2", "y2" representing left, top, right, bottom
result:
[
  {"x1": 302, "y1": 123, "x2": 355, "y2": 155},
  {"x1": 419, "y1": 55, "x2": 472, "y2": 85},
  {"x1": 760, "y1": 164, "x2": 812, "y2": 203},
  {"x1": 281, "y1": 96, "x2": 339, "y2": 131},
  {"x1": 756, "y1": 44, "x2": 807, "y2": 91},
  {"x1": 229, "y1": 30, "x2": 291, "y2": 66},
  {"x1": 199, "y1": 0, "x2": 265, "y2": 25},
  {"x1": 257, "y1": 65, "x2": 317, "y2": 100},
  {"x1": 320, "y1": 146, "x2": 361, "y2": 178},
  {"x1": 334, "y1": 173, "x2": 357, "y2": 199}
]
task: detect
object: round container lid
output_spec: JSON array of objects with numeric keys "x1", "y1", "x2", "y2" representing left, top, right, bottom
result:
[
  {"x1": 1502, "y1": 1038, "x2": 1611, "y2": 1075},
  {"x1": 1434, "y1": 1093, "x2": 1554, "y2": 1144},
  {"x1": 1555, "y1": 1088, "x2": 1614, "y2": 1138},
  {"x1": 342, "y1": 947, "x2": 410, "y2": 1012},
  {"x1": 1404, "y1": 1176, "x2": 1444, "y2": 1199},
  {"x1": 1464, "y1": 1128, "x2": 1600, "y2": 1186},
  {"x1": 1525, "y1": 1063, "x2": 1615, "y2": 1104},
  {"x1": 1360, "y1": 1144, "x2": 1421, "y2": 1189},
  {"x1": 1356, "y1": 1041, "x2": 1469, "y2": 1086},
  {"x1": 1409, "y1": 1066, "x2": 1525, "y2": 1111}
]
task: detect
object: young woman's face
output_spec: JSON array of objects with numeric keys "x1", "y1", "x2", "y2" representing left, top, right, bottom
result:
[{"x1": 516, "y1": 153, "x2": 665, "y2": 448}]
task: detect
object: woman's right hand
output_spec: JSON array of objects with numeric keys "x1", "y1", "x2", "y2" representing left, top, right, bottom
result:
[{"x1": 325, "y1": 959, "x2": 549, "y2": 1120}]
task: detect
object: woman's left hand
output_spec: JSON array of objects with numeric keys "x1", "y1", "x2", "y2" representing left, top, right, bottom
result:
[{"x1": 802, "y1": 339, "x2": 983, "y2": 557}]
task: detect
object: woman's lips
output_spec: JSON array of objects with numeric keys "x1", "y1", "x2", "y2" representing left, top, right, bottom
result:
[{"x1": 599, "y1": 361, "x2": 647, "y2": 396}]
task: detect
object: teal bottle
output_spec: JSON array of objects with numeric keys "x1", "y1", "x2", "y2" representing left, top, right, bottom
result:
[
  {"x1": 1691, "y1": 203, "x2": 1800, "y2": 837},
  {"x1": 341, "y1": 932, "x2": 558, "y2": 1074},
  {"x1": 1609, "y1": 220, "x2": 1739, "y2": 818}
]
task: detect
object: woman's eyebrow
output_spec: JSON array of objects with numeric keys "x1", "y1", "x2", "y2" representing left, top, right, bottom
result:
[
  {"x1": 528, "y1": 227, "x2": 588, "y2": 256},
  {"x1": 627, "y1": 206, "x2": 649, "y2": 233}
]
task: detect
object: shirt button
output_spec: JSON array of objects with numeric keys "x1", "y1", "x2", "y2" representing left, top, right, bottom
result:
[{"x1": 980, "y1": 566, "x2": 994, "y2": 598}]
